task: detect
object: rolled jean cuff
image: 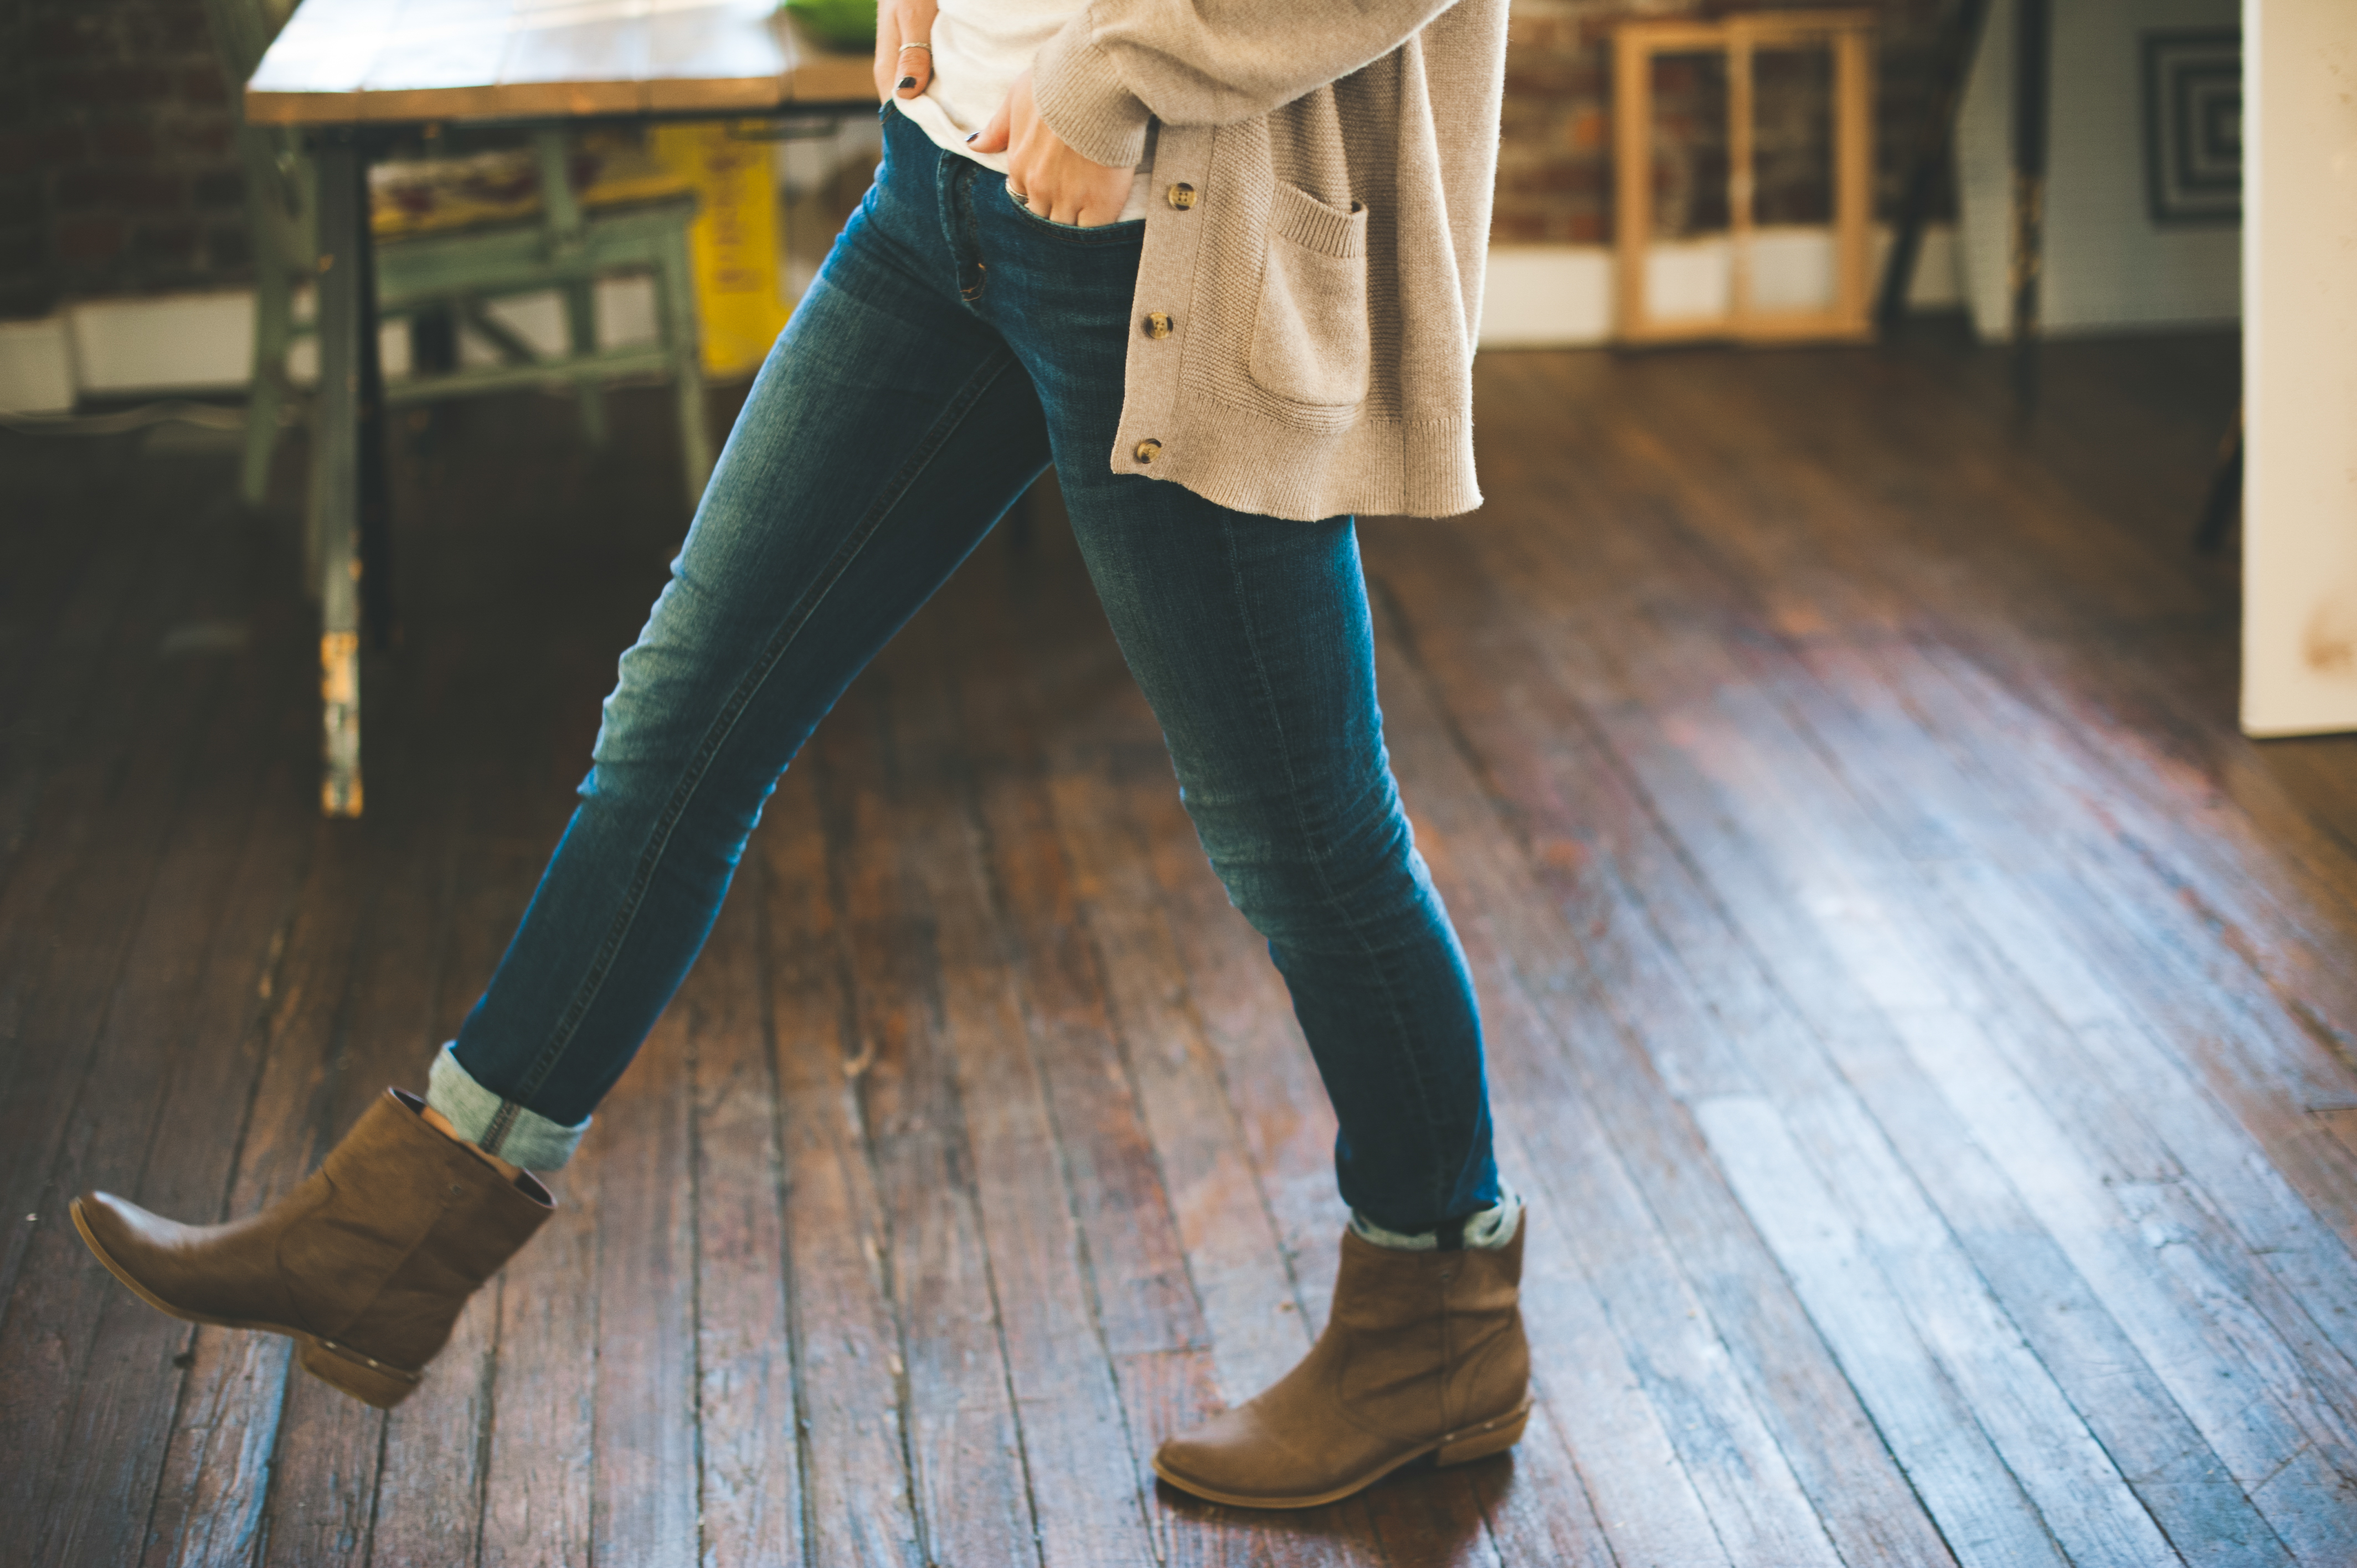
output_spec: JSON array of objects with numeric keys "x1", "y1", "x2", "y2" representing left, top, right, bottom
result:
[
  {"x1": 1350, "y1": 1182, "x2": 1522, "y2": 1252},
  {"x1": 425, "y1": 1043, "x2": 590, "y2": 1170}
]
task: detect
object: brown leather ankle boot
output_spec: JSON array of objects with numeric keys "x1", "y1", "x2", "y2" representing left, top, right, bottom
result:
[
  {"x1": 71, "y1": 1089, "x2": 553, "y2": 1409},
  {"x1": 1152, "y1": 1210, "x2": 1532, "y2": 1508}
]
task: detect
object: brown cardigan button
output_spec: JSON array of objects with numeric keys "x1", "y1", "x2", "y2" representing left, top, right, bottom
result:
[
  {"x1": 1143, "y1": 311, "x2": 1173, "y2": 339},
  {"x1": 1166, "y1": 182, "x2": 1196, "y2": 209},
  {"x1": 1133, "y1": 439, "x2": 1162, "y2": 464}
]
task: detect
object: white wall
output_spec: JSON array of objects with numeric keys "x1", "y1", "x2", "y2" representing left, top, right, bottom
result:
[
  {"x1": 1955, "y1": 0, "x2": 2242, "y2": 336},
  {"x1": 2241, "y1": 0, "x2": 2357, "y2": 737},
  {"x1": 0, "y1": 277, "x2": 665, "y2": 413}
]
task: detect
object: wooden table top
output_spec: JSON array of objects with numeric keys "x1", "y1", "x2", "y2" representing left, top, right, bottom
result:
[{"x1": 245, "y1": 0, "x2": 877, "y2": 125}]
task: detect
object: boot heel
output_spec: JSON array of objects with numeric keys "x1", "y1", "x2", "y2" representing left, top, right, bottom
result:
[
  {"x1": 299, "y1": 1337, "x2": 423, "y2": 1410},
  {"x1": 1434, "y1": 1405, "x2": 1529, "y2": 1468}
]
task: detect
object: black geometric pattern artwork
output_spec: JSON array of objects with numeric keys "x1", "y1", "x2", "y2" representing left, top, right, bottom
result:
[{"x1": 2142, "y1": 28, "x2": 2241, "y2": 226}]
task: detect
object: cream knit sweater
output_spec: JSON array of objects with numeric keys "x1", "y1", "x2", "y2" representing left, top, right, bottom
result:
[{"x1": 1030, "y1": 0, "x2": 1510, "y2": 521}]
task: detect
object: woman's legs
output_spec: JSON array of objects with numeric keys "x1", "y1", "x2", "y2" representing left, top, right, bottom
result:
[
  {"x1": 444, "y1": 105, "x2": 1500, "y2": 1235},
  {"x1": 81, "y1": 109, "x2": 1516, "y2": 1438},
  {"x1": 944, "y1": 139, "x2": 1523, "y2": 1510},
  {"x1": 956, "y1": 152, "x2": 1497, "y2": 1236},
  {"x1": 433, "y1": 114, "x2": 1054, "y2": 1164},
  {"x1": 1065, "y1": 503, "x2": 1497, "y2": 1235},
  {"x1": 70, "y1": 110, "x2": 1071, "y2": 1416}
]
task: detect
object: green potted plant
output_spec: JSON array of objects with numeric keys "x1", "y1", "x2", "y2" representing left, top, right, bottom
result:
[{"x1": 783, "y1": 0, "x2": 876, "y2": 51}]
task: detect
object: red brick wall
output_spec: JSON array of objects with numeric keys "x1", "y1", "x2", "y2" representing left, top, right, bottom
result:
[
  {"x1": 0, "y1": 0, "x2": 1957, "y2": 318},
  {"x1": 1497, "y1": 0, "x2": 1953, "y2": 245},
  {"x1": 0, "y1": 0, "x2": 248, "y2": 318}
]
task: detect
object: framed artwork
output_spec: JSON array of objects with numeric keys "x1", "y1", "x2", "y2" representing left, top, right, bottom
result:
[{"x1": 2142, "y1": 28, "x2": 2241, "y2": 226}]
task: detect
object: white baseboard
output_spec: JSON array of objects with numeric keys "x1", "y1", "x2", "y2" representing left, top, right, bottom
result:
[
  {"x1": 0, "y1": 276, "x2": 666, "y2": 414},
  {"x1": 1479, "y1": 246, "x2": 1619, "y2": 348},
  {"x1": 2, "y1": 226, "x2": 1964, "y2": 412},
  {"x1": 1480, "y1": 222, "x2": 1964, "y2": 348}
]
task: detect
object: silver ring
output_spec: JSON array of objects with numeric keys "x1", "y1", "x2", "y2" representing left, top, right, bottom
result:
[{"x1": 897, "y1": 42, "x2": 932, "y2": 54}]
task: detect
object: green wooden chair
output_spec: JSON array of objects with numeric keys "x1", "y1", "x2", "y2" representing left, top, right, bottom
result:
[{"x1": 202, "y1": 0, "x2": 714, "y2": 522}]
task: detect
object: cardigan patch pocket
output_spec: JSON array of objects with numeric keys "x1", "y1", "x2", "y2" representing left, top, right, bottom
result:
[{"x1": 1247, "y1": 183, "x2": 1371, "y2": 409}]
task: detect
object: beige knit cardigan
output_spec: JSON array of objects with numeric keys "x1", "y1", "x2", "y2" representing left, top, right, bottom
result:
[{"x1": 1031, "y1": 0, "x2": 1510, "y2": 522}]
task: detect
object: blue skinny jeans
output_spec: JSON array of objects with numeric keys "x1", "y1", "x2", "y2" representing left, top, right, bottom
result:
[{"x1": 431, "y1": 105, "x2": 1499, "y2": 1236}]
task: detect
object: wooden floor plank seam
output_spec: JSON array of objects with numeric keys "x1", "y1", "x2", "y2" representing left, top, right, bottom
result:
[
  {"x1": 1508, "y1": 514, "x2": 2338, "y2": 1556},
  {"x1": 1517, "y1": 358, "x2": 2347, "y2": 1565},
  {"x1": 1365, "y1": 566, "x2": 1968, "y2": 1568},
  {"x1": 1367, "y1": 389, "x2": 2319, "y2": 1556},
  {"x1": 949, "y1": 714, "x2": 1199, "y2": 1564},
  {"x1": 27, "y1": 658, "x2": 320, "y2": 1566},
  {"x1": 12, "y1": 340, "x2": 2357, "y2": 1568}
]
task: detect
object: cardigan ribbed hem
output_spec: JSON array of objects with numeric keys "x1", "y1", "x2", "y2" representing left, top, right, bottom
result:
[
  {"x1": 1033, "y1": 18, "x2": 1152, "y2": 169},
  {"x1": 1122, "y1": 386, "x2": 1482, "y2": 522}
]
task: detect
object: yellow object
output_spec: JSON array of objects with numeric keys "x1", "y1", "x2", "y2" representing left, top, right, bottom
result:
[{"x1": 653, "y1": 122, "x2": 790, "y2": 378}]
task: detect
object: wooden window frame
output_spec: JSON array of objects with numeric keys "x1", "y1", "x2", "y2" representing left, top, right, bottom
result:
[{"x1": 1613, "y1": 10, "x2": 1877, "y2": 344}]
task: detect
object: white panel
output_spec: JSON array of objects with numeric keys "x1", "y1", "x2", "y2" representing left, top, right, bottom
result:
[
  {"x1": 0, "y1": 316, "x2": 76, "y2": 414},
  {"x1": 595, "y1": 273, "x2": 660, "y2": 347},
  {"x1": 1647, "y1": 238, "x2": 1733, "y2": 322},
  {"x1": 1749, "y1": 228, "x2": 1839, "y2": 312},
  {"x1": 285, "y1": 300, "x2": 411, "y2": 384},
  {"x1": 2240, "y1": 0, "x2": 2357, "y2": 736},
  {"x1": 1477, "y1": 245, "x2": 1615, "y2": 347},
  {"x1": 1910, "y1": 221, "x2": 1966, "y2": 310},
  {"x1": 68, "y1": 291, "x2": 254, "y2": 393},
  {"x1": 469, "y1": 291, "x2": 567, "y2": 364}
]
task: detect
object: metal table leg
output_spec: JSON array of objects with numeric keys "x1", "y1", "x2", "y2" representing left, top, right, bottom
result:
[
  {"x1": 357, "y1": 195, "x2": 395, "y2": 658},
  {"x1": 2194, "y1": 407, "x2": 2245, "y2": 554},
  {"x1": 313, "y1": 133, "x2": 369, "y2": 816},
  {"x1": 2009, "y1": 0, "x2": 2051, "y2": 415}
]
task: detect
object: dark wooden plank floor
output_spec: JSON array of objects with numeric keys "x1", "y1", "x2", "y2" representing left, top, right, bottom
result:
[{"x1": 7, "y1": 325, "x2": 2356, "y2": 1567}]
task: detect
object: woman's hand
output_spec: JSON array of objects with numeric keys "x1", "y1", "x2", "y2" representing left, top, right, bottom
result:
[
  {"x1": 969, "y1": 70, "x2": 1134, "y2": 227},
  {"x1": 873, "y1": 0, "x2": 939, "y2": 105}
]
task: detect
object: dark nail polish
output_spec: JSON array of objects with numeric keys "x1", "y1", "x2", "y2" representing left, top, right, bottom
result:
[
  {"x1": 964, "y1": 131, "x2": 977, "y2": 143},
  {"x1": 897, "y1": 75, "x2": 916, "y2": 90}
]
